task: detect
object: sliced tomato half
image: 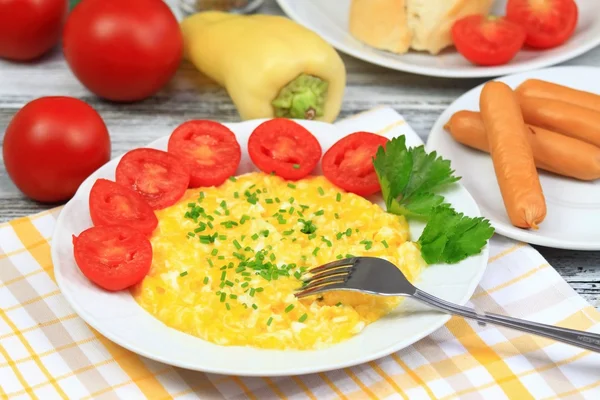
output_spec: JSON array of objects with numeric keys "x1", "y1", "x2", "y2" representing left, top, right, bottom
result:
[
  {"x1": 506, "y1": 0, "x2": 578, "y2": 49},
  {"x1": 247, "y1": 118, "x2": 322, "y2": 180},
  {"x1": 89, "y1": 179, "x2": 158, "y2": 235},
  {"x1": 322, "y1": 132, "x2": 388, "y2": 196},
  {"x1": 168, "y1": 120, "x2": 241, "y2": 188},
  {"x1": 73, "y1": 225, "x2": 152, "y2": 291},
  {"x1": 116, "y1": 148, "x2": 190, "y2": 210}
]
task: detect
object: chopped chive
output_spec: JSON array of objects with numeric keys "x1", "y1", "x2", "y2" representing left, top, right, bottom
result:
[
  {"x1": 267, "y1": 317, "x2": 273, "y2": 326},
  {"x1": 207, "y1": 221, "x2": 214, "y2": 229},
  {"x1": 220, "y1": 293, "x2": 226, "y2": 302},
  {"x1": 287, "y1": 183, "x2": 296, "y2": 189},
  {"x1": 229, "y1": 176, "x2": 237, "y2": 182},
  {"x1": 288, "y1": 207, "x2": 295, "y2": 215},
  {"x1": 203, "y1": 276, "x2": 209, "y2": 284},
  {"x1": 179, "y1": 271, "x2": 188, "y2": 277},
  {"x1": 240, "y1": 215, "x2": 250, "y2": 224},
  {"x1": 207, "y1": 215, "x2": 215, "y2": 221},
  {"x1": 336, "y1": 232, "x2": 343, "y2": 240},
  {"x1": 211, "y1": 249, "x2": 219, "y2": 256},
  {"x1": 225, "y1": 303, "x2": 231, "y2": 310},
  {"x1": 345, "y1": 253, "x2": 354, "y2": 258},
  {"x1": 233, "y1": 252, "x2": 245, "y2": 260},
  {"x1": 220, "y1": 200, "x2": 227, "y2": 209},
  {"x1": 219, "y1": 234, "x2": 227, "y2": 240},
  {"x1": 278, "y1": 218, "x2": 287, "y2": 224},
  {"x1": 318, "y1": 187, "x2": 325, "y2": 196},
  {"x1": 294, "y1": 271, "x2": 302, "y2": 279},
  {"x1": 261, "y1": 230, "x2": 270, "y2": 237},
  {"x1": 283, "y1": 229, "x2": 294, "y2": 236},
  {"x1": 218, "y1": 255, "x2": 225, "y2": 260},
  {"x1": 275, "y1": 197, "x2": 281, "y2": 203},
  {"x1": 269, "y1": 253, "x2": 276, "y2": 261},
  {"x1": 207, "y1": 259, "x2": 214, "y2": 268},
  {"x1": 234, "y1": 192, "x2": 240, "y2": 199},
  {"x1": 345, "y1": 228, "x2": 352, "y2": 237},
  {"x1": 334, "y1": 213, "x2": 340, "y2": 219},
  {"x1": 252, "y1": 304, "x2": 258, "y2": 310},
  {"x1": 312, "y1": 247, "x2": 320, "y2": 256},
  {"x1": 230, "y1": 294, "x2": 238, "y2": 299},
  {"x1": 249, "y1": 288, "x2": 256, "y2": 297},
  {"x1": 214, "y1": 210, "x2": 222, "y2": 216},
  {"x1": 220, "y1": 271, "x2": 226, "y2": 281},
  {"x1": 314, "y1": 210, "x2": 324, "y2": 216},
  {"x1": 233, "y1": 240, "x2": 242, "y2": 250},
  {"x1": 382, "y1": 240, "x2": 389, "y2": 248},
  {"x1": 336, "y1": 302, "x2": 342, "y2": 307},
  {"x1": 308, "y1": 233, "x2": 317, "y2": 240},
  {"x1": 336, "y1": 193, "x2": 342, "y2": 202},
  {"x1": 265, "y1": 198, "x2": 274, "y2": 204},
  {"x1": 251, "y1": 233, "x2": 259, "y2": 240},
  {"x1": 187, "y1": 202, "x2": 195, "y2": 207},
  {"x1": 187, "y1": 232, "x2": 195, "y2": 238},
  {"x1": 298, "y1": 313, "x2": 308, "y2": 323},
  {"x1": 225, "y1": 280, "x2": 234, "y2": 287},
  {"x1": 241, "y1": 282, "x2": 249, "y2": 288},
  {"x1": 321, "y1": 237, "x2": 333, "y2": 247},
  {"x1": 292, "y1": 164, "x2": 300, "y2": 169},
  {"x1": 284, "y1": 304, "x2": 295, "y2": 313},
  {"x1": 256, "y1": 287, "x2": 264, "y2": 292},
  {"x1": 336, "y1": 254, "x2": 343, "y2": 259}
]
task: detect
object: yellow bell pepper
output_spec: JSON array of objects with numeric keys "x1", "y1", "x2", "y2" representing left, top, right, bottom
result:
[{"x1": 180, "y1": 12, "x2": 346, "y2": 123}]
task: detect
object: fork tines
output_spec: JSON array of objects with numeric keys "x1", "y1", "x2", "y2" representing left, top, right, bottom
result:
[{"x1": 294, "y1": 258, "x2": 356, "y2": 298}]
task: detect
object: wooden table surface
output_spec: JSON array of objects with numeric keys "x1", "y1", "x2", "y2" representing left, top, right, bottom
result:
[{"x1": 1, "y1": 0, "x2": 599, "y2": 307}]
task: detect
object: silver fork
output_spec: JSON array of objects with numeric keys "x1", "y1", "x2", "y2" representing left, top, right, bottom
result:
[{"x1": 295, "y1": 257, "x2": 600, "y2": 353}]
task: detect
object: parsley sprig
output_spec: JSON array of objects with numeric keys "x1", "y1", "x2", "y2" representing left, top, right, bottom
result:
[{"x1": 373, "y1": 136, "x2": 494, "y2": 265}]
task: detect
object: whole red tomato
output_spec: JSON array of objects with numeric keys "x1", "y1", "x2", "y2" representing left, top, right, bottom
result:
[
  {"x1": 0, "y1": 0, "x2": 67, "y2": 61},
  {"x1": 62, "y1": 0, "x2": 183, "y2": 102},
  {"x1": 3, "y1": 97, "x2": 111, "y2": 203}
]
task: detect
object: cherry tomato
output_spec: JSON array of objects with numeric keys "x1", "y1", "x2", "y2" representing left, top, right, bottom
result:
[
  {"x1": 89, "y1": 179, "x2": 158, "y2": 235},
  {"x1": 116, "y1": 148, "x2": 190, "y2": 210},
  {"x1": 0, "y1": 0, "x2": 67, "y2": 61},
  {"x1": 73, "y1": 225, "x2": 152, "y2": 291},
  {"x1": 506, "y1": 0, "x2": 578, "y2": 49},
  {"x1": 168, "y1": 120, "x2": 242, "y2": 188},
  {"x1": 247, "y1": 119, "x2": 322, "y2": 180},
  {"x1": 62, "y1": 0, "x2": 183, "y2": 102},
  {"x1": 452, "y1": 15, "x2": 526, "y2": 66},
  {"x1": 3, "y1": 97, "x2": 111, "y2": 203},
  {"x1": 322, "y1": 132, "x2": 388, "y2": 196}
]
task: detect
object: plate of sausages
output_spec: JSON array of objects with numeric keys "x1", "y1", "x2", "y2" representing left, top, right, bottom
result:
[{"x1": 427, "y1": 66, "x2": 600, "y2": 250}]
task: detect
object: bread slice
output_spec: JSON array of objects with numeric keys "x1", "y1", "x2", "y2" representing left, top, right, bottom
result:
[
  {"x1": 348, "y1": 0, "x2": 493, "y2": 55},
  {"x1": 407, "y1": 0, "x2": 494, "y2": 55},
  {"x1": 349, "y1": 0, "x2": 412, "y2": 54}
]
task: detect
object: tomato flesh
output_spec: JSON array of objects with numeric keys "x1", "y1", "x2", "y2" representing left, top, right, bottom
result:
[
  {"x1": 452, "y1": 15, "x2": 526, "y2": 66},
  {"x1": 73, "y1": 225, "x2": 152, "y2": 291},
  {"x1": 168, "y1": 120, "x2": 241, "y2": 188},
  {"x1": 248, "y1": 118, "x2": 322, "y2": 180},
  {"x1": 89, "y1": 179, "x2": 158, "y2": 235},
  {"x1": 506, "y1": 0, "x2": 578, "y2": 49},
  {"x1": 322, "y1": 132, "x2": 388, "y2": 196},
  {"x1": 116, "y1": 148, "x2": 190, "y2": 210}
]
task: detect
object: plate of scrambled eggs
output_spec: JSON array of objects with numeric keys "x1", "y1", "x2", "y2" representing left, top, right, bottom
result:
[{"x1": 52, "y1": 116, "x2": 488, "y2": 376}]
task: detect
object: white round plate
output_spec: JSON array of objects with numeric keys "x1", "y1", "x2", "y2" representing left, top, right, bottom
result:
[
  {"x1": 276, "y1": 0, "x2": 600, "y2": 78},
  {"x1": 52, "y1": 119, "x2": 488, "y2": 376},
  {"x1": 427, "y1": 66, "x2": 600, "y2": 250}
]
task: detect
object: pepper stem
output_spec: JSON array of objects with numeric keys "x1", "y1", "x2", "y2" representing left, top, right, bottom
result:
[{"x1": 272, "y1": 74, "x2": 329, "y2": 120}]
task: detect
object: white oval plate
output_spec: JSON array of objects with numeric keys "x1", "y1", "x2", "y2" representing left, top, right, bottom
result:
[
  {"x1": 276, "y1": 0, "x2": 600, "y2": 78},
  {"x1": 52, "y1": 118, "x2": 488, "y2": 376},
  {"x1": 427, "y1": 66, "x2": 600, "y2": 250}
]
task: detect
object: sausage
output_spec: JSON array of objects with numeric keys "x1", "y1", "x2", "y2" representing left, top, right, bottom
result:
[
  {"x1": 518, "y1": 96, "x2": 600, "y2": 148},
  {"x1": 444, "y1": 110, "x2": 600, "y2": 181},
  {"x1": 479, "y1": 81, "x2": 546, "y2": 229},
  {"x1": 516, "y1": 79, "x2": 600, "y2": 113}
]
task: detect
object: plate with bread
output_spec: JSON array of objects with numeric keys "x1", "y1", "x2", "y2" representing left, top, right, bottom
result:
[
  {"x1": 426, "y1": 66, "x2": 600, "y2": 250},
  {"x1": 276, "y1": 0, "x2": 600, "y2": 78}
]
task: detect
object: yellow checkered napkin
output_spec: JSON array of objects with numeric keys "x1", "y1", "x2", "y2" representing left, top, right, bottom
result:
[{"x1": 2, "y1": 108, "x2": 600, "y2": 400}]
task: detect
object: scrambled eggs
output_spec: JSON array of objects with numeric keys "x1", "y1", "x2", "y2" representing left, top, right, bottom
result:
[{"x1": 132, "y1": 172, "x2": 425, "y2": 350}]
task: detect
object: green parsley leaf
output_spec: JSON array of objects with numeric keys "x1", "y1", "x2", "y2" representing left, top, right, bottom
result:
[
  {"x1": 418, "y1": 206, "x2": 494, "y2": 264},
  {"x1": 373, "y1": 136, "x2": 459, "y2": 218}
]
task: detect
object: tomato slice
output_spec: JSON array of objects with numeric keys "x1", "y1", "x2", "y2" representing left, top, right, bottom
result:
[
  {"x1": 506, "y1": 0, "x2": 578, "y2": 49},
  {"x1": 89, "y1": 179, "x2": 158, "y2": 235},
  {"x1": 248, "y1": 118, "x2": 322, "y2": 180},
  {"x1": 73, "y1": 225, "x2": 152, "y2": 291},
  {"x1": 322, "y1": 132, "x2": 388, "y2": 196},
  {"x1": 115, "y1": 148, "x2": 190, "y2": 210},
  {"x1": 168, "y1": 120, "x2": 241, "y2": 188},
  {"x1": 451, "y1": 15, "x2": 526, "y2": 66}
]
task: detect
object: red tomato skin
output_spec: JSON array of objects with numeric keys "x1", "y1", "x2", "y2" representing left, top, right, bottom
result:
[
  {"x1": 322, "y1": 132, "x2": 388, "y2": 196},
  {"x1": 2, "y1": 97, "x2": 111, "y2": 203},
  {"x1": 116, "y1": 148, "x2": 190, "y2": 210},
  {"x1": 89, "y1": 179, "x2": 158, "y2": 236},
  {"x1": 506, "y1": 0, "x2": 578, "y2": 49},
  {"x1": 168, "y1": 120, "x2": 242, "y2": 188},
  {"x1": 0, "y1": 0, "x2": 67, "y2": 61},
  {"x1": 247, "y1": 118, "x2": 322, "y2": 180},
  {"x1": 73, "y1": 225, "x2": 152, "y2": 291},
  {"x1": 62, "y1": 0, "x2": 183, "y2": 102},
  {"x1": 452, "y1": 15, "x2": 526, "y2": 66}
]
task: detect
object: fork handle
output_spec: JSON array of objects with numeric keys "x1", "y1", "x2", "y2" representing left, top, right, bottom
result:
[{"x1": 413, "y1": 289, "x2": 600, "y2": 353}]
